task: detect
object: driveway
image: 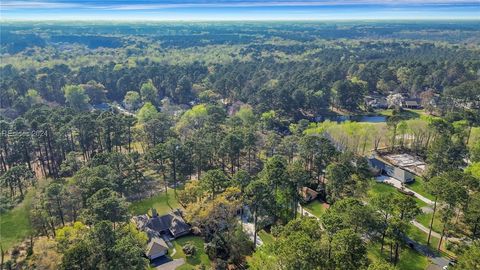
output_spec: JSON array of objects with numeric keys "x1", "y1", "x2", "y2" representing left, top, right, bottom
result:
[
  {"x1": 240, "y1": 206, "x2": 264, "y2": 247},
  {"x1": 377, "y1": 176, "x2": 434, "y2": 205},
  {"x1": 404, "y1": 236, "x2": 450, "y2": 270},
  {"x1": 430, "y1": 257, "x2": 450, "y2": 269},
  {"x1": 152, "y1": 258, "x2": 185, "y2": 270}
]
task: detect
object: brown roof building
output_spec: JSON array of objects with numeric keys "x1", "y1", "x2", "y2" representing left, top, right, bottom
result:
[{"x1": 299, "y1": 187, "x2": 318, "y2": 202}]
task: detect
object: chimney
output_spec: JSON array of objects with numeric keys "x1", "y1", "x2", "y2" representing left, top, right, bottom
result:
[{"x1": 151, "y1": 208, "x2": 158, "y2": 218}]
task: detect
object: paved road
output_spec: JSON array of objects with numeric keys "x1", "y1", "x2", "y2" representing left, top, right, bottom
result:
[
  {"x1": 411, "y1": 220, "x2": 442, "y2": 239},
  {"x1": 404, "y1": 236, "x2": 450, "y2": 270},
  {"x1": 378, "y1": 176, "x2": 463, "y2": 244},
  {"x1": 302, "y1": 199, "x2": 453, "y2": 270}
]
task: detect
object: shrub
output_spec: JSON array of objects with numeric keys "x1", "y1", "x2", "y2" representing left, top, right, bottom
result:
[{"x1": 182, "y1": 241, "x2": 196, "y2": 256}]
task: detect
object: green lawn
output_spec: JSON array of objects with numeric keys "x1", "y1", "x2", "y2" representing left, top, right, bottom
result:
[
  {"x1": 378, "y1": 109, "x2": 424, "y2": 120},
  {"x1": 406, "y1": 177, "x2": 435, "y2": 201},
  {"x1": 0, "y1": 190, "x2": 34, "y2": 251},
  {"x1": 416, "y1": 212, "x2": 443, "y2": 235},
  {"x1": 368, "y1": 181, "x2": 397, "y2": 198},
  {"x1": 129, "y1": 190, "x2": 180, "y2": 215},
  {"x1": 368, "y1": 182, "x2": 428, "y2": 208},
  {"x1": 368, "y1": 242, "x2": 429, "y2": 270},
  {"x1": 407, "y1": 224, "x2": 440, "y2": 251},
  {"x1": 258, "y1": 230, "x2": 275, "y2": 245},
  {"x1": 171, "y1": 235, "x2": 211, "y2": 270},
  {"x1": 302, "y1": 200, "x2": 327, "y2": 218},
  {"x1": 469, "y1": 127, "x2": 480, "y2": 148}
]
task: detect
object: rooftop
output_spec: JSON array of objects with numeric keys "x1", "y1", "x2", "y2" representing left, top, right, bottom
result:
[
  {"x1": 133, "y1": 209, "x2": 191, "y2": 239},
  {"x1": 381, "y1": 153, "x2": 426, "y2": 175},
  {"x1": 146, "y1": 237, "x2": 168, "y2": 257}
]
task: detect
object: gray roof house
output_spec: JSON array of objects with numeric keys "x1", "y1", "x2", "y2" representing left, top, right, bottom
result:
[
  {"x1": 146, "y1": 237, "x2": 169, "y2": 260},
  {"x1": 133, "y1": 209, "x2": 191, "y2": 239},
  {"x1": 368, "y1": 155, "x2": 415, "y2": 183},
  {"x1": 402, "y1": 98, "x2": 422, "y2": 109},
  {"x1": 133, "y1": 209, "x2": 191, "y2": 260}
]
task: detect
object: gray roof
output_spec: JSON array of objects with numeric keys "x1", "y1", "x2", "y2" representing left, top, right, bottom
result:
[
  {"x1": 368, "y1": 157, "x2": 386, "y2": 170},
  {"x1": 134, "y1": 209, "x2": 191, "y2": 238},
  {"x1": 405, "y1": 100, "x2": 420, "y2": 106},
  {"x1": 146, "y1": 237, "x2": 168, "y2": 257}
]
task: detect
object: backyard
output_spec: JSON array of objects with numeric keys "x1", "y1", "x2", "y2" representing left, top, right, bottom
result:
[
  {"x1": 129, "y1": 190, "x2": 181, "y2": 215},
  {"x1": 302, "y1": 200, "x2": 328, "y2": 218}
]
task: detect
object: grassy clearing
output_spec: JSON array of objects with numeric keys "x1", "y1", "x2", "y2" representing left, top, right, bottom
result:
[
  {"x1": 396, "y1": 248, "x2": 430, "y2": 270},
  {"x1": 302, "y1": 200, "x2": 328, "y2": 218},
  {"x1": 406, "y1": 177, "x2": 435, "y2": 201},
  {"x1": 258, "y1": 230, "x2": 275, "y2": 245},
  {"x1": 469, "y1": 127, "x2": 480, "y2": 148},
  {"x1": 129, "y1": 190, "x2": 180, "y2": 215},
  {"x1": 407, "y1": 224, "x2": 440, "y2": 250},
  {"x1": 367, "y1": 242, "x2": 429, "y2": 270},
  {"x1": 171, "y1": 235, "x2": 211, "y2": 270},
  {"x1": 368, "y1": 181, "x2": 428, "y2": 208},
  {"x1": 379, "y1": 109, "x2": 423, "y2": 119},
  {"x1": 416, "y1": 212, "x2": 443, "y2": 235},
  {"x1": 0, "y1": 190, "x2": 34, "y2": 251},
  {"x1": 368, "y1": 181, "x2": 398, "y2": 198}
]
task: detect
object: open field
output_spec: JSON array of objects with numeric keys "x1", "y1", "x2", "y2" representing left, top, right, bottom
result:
[
  {"x1": 379, "y1": 109, "x2": 425, "y2": 119},
  {"x1": 0, "y1": 190, "x2": 34, "y2": 251}
]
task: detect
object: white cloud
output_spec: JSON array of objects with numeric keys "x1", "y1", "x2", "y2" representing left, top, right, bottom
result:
[{"x1": 1, "y1": 1, "x2": 81, "y2": 9}]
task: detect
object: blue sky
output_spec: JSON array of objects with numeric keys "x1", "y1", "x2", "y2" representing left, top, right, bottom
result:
[{"x1": 1, "y1": 0, "x2": 479, "y2": 20}]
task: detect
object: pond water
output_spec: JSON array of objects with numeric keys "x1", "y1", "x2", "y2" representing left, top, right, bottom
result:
[{"x1": 317, "y1": 115, "x2": 387, "y2": 123}]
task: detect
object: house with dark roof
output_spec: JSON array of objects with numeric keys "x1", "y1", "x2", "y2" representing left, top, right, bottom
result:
[
  {"x1": 133, "y1": 208, "x2": 191, "y2": 239},
  {"x1": 365, "y1": 96, "x2": 388, "y2": 109},
  {"x1": 402, "y1": 98, "x2": 422, "y2": 109},
  {"x1": 133, "y1": 209, "x2": 191, "y2": 260}
]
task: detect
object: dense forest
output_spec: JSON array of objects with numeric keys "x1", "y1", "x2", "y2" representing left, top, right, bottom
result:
[{"x1": 1, "y1": 22, "x2": 480, "y2": 270}]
